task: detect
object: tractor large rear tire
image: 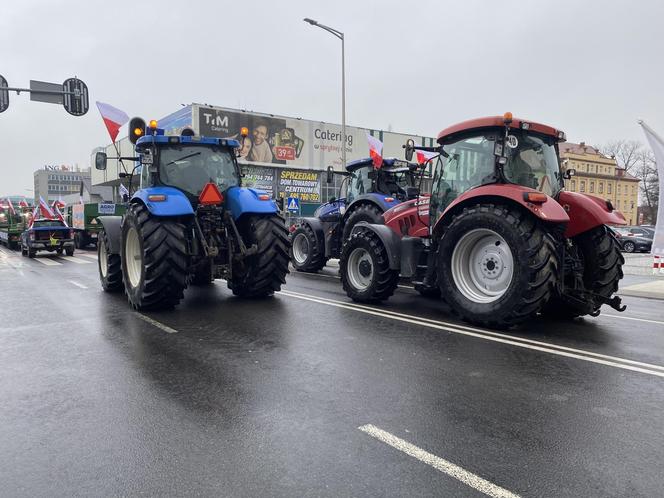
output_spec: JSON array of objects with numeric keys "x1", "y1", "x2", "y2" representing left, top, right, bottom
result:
[
  {"x1": 121, "y1": 204, "x2": 189, "y2": 310},
  {"x1": 98, "y1": 229, "x2": 123, "y2": 292},
  {"x1": 228, "y1": 214, "x2": 290, "y2": 297},
  {"x1": 290, "y1": 224, "x2": 327, "y2": 273},
  {"x1": 438, "y1": 203, "x2": 557, "y2": 329},
  {"x1": 342, "y1": 203, "x2": 384, "y2": 241},
  {"x1": 547, "y1": 225, "x2": 624, "y2": 318},
  {"x1": 340, "y1": 228, "x2": 399, "y2": 303}
]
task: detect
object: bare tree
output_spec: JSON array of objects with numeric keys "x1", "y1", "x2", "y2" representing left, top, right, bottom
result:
[
  {"x1": 632, "y1": 150, "x2": 659, "y2": 224},
  {"x1": 599, "y1": 139, "x2": 643, "y2": 173}
]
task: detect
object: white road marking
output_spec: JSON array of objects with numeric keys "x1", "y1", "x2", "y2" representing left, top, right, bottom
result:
[
  {"x1": 33, "y1": 257, "x2": 62, "y2": 266},
  {"x1": 67, "y1": 280, "x2": 88, "y2": 289},
  {"x1": 359, "y1": 424, "x2": 520, "y2": 498},
  {"x1": 58, "y1": 255, "x2": 93, "y2": 264},
  {"x1": 78, "y1": 252, "x2": 98, "y2": 260},
  {"x1": 293, "y1": 271, "x2": 664, "y2": 326},
  {"x1": 136, "y1": 313, "x2": 178, "y2": 334},
  {"x1": 278, "y1": 290, "x2": 664, "y2": 378},
  {"x1": 601, "y1": 313, "x2": 664, "y2": 327}
]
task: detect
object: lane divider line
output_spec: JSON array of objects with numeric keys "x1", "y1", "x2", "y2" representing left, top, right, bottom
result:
[
  {"x1": 78, "y1": 253, "x2": 98, "y2": 260},
  {"x1": 67, "y1": 280, "x2": 88, "y2": 289},
  {"x1": 278, "y1": 290, "x2": 664, "y2": 378},
  {"x1": 291, "y1": 270, "x2": 664, "y2": 327},
  {"x1": 358, "y1": 424, "x2": 520, "y2": 498},
  {"x1": 136, "y1": 313, "x2": 178, "y2": 334}
]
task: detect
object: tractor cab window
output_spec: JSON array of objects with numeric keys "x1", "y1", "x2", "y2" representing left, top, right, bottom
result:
[
  {"x1": 346, "y1": 166, "x2": 373, "y2": 203},
  {"x1": 377, "y1": 167, "x2": 416, "y2": 199},
  {"x1": 158, "y1": 145, "x2": 239, "y2": 196},
  {"x1": 430, "y1": 134, "x2": 496, "y2": 225},
  {"x1": 503, "y1": 132, "x2": 562, "y2": 197}
]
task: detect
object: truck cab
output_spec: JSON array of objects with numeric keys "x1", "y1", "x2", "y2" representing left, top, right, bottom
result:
[{"x1": 21, "y1": 219, "x2": 74, "y2": 258}]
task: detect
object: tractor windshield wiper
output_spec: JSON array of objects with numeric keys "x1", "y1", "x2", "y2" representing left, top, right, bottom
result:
[{"x1": 165, "y1": 152, "x2": 201, "y2": 166}]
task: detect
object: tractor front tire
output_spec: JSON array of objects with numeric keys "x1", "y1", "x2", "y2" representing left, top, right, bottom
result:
[
  {"x1": 290, "y1": 224, "x2": 327, "y2": 272},
  {"x1": 438, "y1": 203, "x2": 557, "y2": 329},
  {"x1": 228, "y1": 214, "x2": 290, "y2": 298},
  {"x1": 342, "y1": 203, "x2": 384, "y2": 241},
  {"x1": 340, "y1": 228, "x2": 399, "y2": 303},
  {"x1": 121, "y1": 204, "x2": 189, "y2": 310},
  {"x1": 98, "y1": 229, "x2": 123, "y2": 292}
]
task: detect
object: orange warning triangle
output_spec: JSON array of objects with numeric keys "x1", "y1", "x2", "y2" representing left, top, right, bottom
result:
[{"x1": 199, "y1": 183, "x2": 223, "y2": 205}]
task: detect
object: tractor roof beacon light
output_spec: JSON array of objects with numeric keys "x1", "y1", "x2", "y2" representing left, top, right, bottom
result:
[
  {"x1": 129, "y1": 117, "x2": 146, "y2": 144},
  {"x1": 503, "y1": 112, "x2": 513, "y2": 125}
]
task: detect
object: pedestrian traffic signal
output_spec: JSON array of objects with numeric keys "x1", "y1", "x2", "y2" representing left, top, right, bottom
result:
[{"x1": 129, "y1": 117, "x2": 146, "y2": 144}]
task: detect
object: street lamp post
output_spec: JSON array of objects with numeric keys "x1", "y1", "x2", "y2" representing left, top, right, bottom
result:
[{"x1": 303, "y1": 18, "x2": 346, "y2": 170}]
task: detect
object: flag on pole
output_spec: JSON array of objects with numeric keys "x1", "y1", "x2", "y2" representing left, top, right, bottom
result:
[
  {"x1": 38, "y1": 196, "x2": 55, "y2": 220},
  {"x1": 96, "y1": 101, "x2": 130, "y2": 143},
  {"x1": 119, "y1": 183, "x2": 130, "y2": 198},
  {"x1": 28, "y1": 205, "x2": 39, "y2": 228},
  {"x1": 367, "y1": 133, "x2": 384, "y2": 168},
  {"x1": 19, "y1": 198, "x2": 28, "y2": 208},
  {"x1": 416, "y1": 150, "x2": 438, "y2": 165},
  {"x1": 6, "y1": 198, "x2": 16, "y2": 216},
  {"x1": 53, "y1": 204, "x2": 68, "y2": 227},
  {"x1": 639, "y1": 120, "x2": 664, "y2": 256}
]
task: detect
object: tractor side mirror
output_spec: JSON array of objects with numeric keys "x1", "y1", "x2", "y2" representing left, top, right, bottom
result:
[
  {"x1": 563, "y1": 168, "x2": 576, "y2": 179},
  {"x1": 404, "y1": 139, "x2": 415, "y2": 161},
  {"x1": 406, "y1": 186, "x2": 420, "y2": 200},
  {"x1": 326, "y1": 166, "x2": 334, "y2": 184},
  {"x1": 95, "y1": 151, "x2": 107, "y2": 171}
]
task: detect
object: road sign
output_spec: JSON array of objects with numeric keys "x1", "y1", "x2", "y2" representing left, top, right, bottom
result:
[
  {"x1": 0, "y1": 75, "x2": 8, "y2": 113},
  {"x1": 30, "y1": 80, "x2": 64, "y2": 104},
  {"x1": 62, "y1": 78, "x2": 89, "y2": 116},
  {"x1": 286, "y1": 197, "x2": 300, "y2": 213}
]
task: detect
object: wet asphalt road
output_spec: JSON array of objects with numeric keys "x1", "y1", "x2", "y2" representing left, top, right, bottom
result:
[{"x1": 1, "y1": 245, "x2": 664, "y2": 497}]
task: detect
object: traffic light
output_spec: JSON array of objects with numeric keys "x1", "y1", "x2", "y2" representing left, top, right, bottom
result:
[{"x1": 129, "y1": 117, "x2": 146, "y2": 144}]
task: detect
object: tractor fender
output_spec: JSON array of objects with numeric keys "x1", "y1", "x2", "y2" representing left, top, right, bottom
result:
[
  {"x1": 558, "y1": 191, "x2": 627, "y2": 238},
  {"x1": 97, "y1": 216, "x2": 123, "y2": 254},
  {"x1": 350, "y1": 222, "x2": 401, "y2": 270},
  {"x1": 433, "y1": 184, "x2": 570, "y2": 235},
  {"x1": 296, "y1": 217, "x2": 325, "y2": 243},
  {"x1": 132, "y1": 187, "x2": 194, "y2": 217},
  {"x1": 344, "y1": 193, "x2": 399, "y2": 221},
  {"x1": 226, "y1": 186, "x2": 278, "y2": 220}
]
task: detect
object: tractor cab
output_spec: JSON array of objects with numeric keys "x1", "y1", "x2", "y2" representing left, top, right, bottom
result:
[
  {"x1": 345, "y1": 157, "x2": 418, "y2": 203},
  {"x1": 426, "y1": 114, "x2": 567, "y2": 229},
  {"x1": 134, "y1": 134, "x2": 241, "y2": 205}
]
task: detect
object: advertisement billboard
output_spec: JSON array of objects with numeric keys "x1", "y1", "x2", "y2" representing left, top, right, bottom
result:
[{"x1": 194, "y1": 104, "x2": 435, "y2": 172}]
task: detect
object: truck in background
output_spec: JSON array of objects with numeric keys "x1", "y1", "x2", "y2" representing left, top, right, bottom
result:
[
  {"x1": 0, "y1": 206, "x2": 30, "y2": 250},
  {"x1": 66, "y1": 202, "x2": 127, "y2": 249}
]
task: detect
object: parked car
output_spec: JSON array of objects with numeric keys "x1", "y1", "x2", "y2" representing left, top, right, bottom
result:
[
  {"x1": 21, "y1": 219, "x2": 75, "y2": 258},
  {"x1": 611, "y1": 226, "x2": 652, "y2": 253},
  {"x1": 626, "y1": 226, "x2": 655, "y2": 239}
]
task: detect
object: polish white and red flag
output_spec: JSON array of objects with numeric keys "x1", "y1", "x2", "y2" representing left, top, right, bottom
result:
[
  {"x1": 96, "y1": 101, "x2": 130, "y2": 143},
  {"x1": 367, "y1": 133, "x2": 384, "y2": 168},
  {"x1": 5, "y1": 198, "x2": 16, "y2": 215},
  {"x1": 19, "y1": 198, "x2": 29, "y2": 208},
  {"x1": 416, "y1": 150, "x2": 438, "y2": 165},
  {"x1": 38, "y1": 196, "x2": 55, "y2": 220},
  {"x1": 53, "y1": 204, "x2": 68, "y2": 227}
]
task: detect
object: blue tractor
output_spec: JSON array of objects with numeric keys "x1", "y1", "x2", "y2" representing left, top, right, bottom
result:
[
  {"x1": 290, "y1": 157, "x2": 420, "y2": 272},
  {"x1": 94, "y1": 119, "x2": 290, "y2": 310}
]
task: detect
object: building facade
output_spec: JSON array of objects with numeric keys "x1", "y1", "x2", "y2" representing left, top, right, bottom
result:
[
  {"x1": 34, "y1": 166, "x2": 91, "y2": 203},
  {"x1": 560, "y1": 142, "x2": 640, "y2": 224}
]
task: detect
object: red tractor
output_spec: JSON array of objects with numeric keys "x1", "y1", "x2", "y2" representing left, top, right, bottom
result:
[{"x1": 339, "y1": 113, "x2": 627, "y2": 328}]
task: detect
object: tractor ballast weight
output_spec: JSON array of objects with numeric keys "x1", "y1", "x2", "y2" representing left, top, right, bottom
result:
[
  {"x1": 95, "y1": 122, "x2": 290, "y2": 310},
  {"x1": 290, "y1": 157, "x2": 420, "y2": 273},
  {"x1": 340, "y1": 113, "x2": 627, "y2": 328}
]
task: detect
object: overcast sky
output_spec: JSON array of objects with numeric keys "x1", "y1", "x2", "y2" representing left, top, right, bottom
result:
[{"x1": 1, "y1": 0, "x2": 662, "y2": 196}]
